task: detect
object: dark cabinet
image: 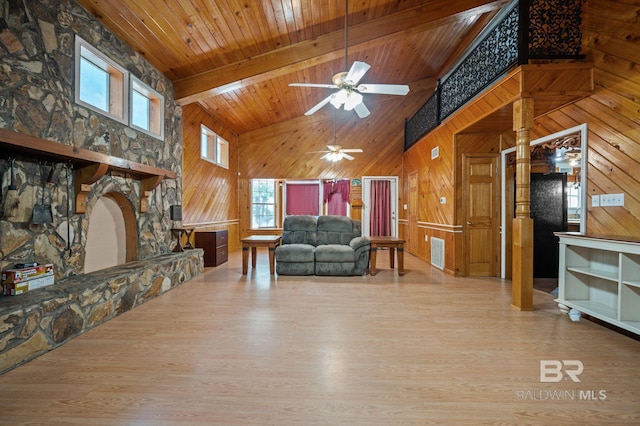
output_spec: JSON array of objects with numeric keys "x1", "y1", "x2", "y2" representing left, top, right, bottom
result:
[{"x1": 195, "y1": 230, "x2": 228, "y2": 267}]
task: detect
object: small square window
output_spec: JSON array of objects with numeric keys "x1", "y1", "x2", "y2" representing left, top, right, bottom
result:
[
  {"x1": 200, "y1": 125, "x2": 229, "y2": 168},
  {"x1": 130, "y1": 76, "x2": 165, "y2": 140},
  {"x1": 75, "y1": 36, "x2": 128, "y2": 123}
]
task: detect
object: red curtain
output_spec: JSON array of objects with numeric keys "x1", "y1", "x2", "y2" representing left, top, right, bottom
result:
[
  {"x1": 323, "y1": 179, "x2": 350, "y2": 216},
  {"x1": 286, "y1": 183, "x2": 320, "y2": 215},
  {"x1": 370, "y1": 180, "x2": 391, "y2": 236}
]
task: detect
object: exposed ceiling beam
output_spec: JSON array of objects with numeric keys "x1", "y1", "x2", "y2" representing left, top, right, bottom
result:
[{"x1": 174, "y1": 0, "x2": 509, "y2": 105}]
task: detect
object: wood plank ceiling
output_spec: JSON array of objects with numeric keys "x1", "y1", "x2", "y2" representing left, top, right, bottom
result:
[{"x1": 75, "y1": 0, "x2": 511, "y2": 136}]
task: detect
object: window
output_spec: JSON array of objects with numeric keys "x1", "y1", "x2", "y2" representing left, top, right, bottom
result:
[
  {"x1": 130, "y1": 77, "x2": 164, "y2": 140},
  {"x1": 75, "y1": 36, "x2": 128, "y2": 123},
  {"x1": 251, "y1": 179, "x2": 277, "y2": 228},
  {"x1": 75, "y1": 36, "x2": 165, "y2": 140},
  {"x1": 200, "y1": 125, "x2": 229, "y2": 168},
  {"x1": 284, "y1": 181, "x2": 321, "y2": 216}
]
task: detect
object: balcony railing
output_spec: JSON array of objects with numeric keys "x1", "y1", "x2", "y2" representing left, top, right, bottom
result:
[{"x1": 405, "y1": 0, "x2": 586, "y2": 150}]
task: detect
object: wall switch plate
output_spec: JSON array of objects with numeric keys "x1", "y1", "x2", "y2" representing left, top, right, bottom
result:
[
  {"x1": 600, "y1": 193, "x2": 625, "y2": 207},
  {"x1": 425, "y1": 235, "x2": 429, "y2": 242},
  {"x1": 403, "y1": 204, "x2": 408, "y2": 210},
  {"x1": 440, "y1": 197, "x2": 446, "y2": 204},
  {"x1": 592, "y1": 195, "x2": 600, "y2": 207}
]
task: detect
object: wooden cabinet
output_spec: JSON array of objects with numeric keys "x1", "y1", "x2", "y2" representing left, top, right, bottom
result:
[
  {"x1": 195, "y1": 230, "x2": 228, "y2": 267},
  {"x1": 556, "y1": 232, "x2": 640, "y2": 336}
]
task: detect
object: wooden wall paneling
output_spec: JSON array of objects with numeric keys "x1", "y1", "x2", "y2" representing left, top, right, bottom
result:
[
  {"x1": 403, "y1": 60, "x2": 594, "y2": 276},
  {"x1": 182, "y1": 104, "x2": 240, "y2": 248},
  {"x1": 524, "y1": 0, "x2": 640, "y2": 239},
  {"x1": 402, "y1": 121, "x2": 457, "y2": 268},
  {"x1": 236, "y1": 82, "x2": 429, "y2": 239}
]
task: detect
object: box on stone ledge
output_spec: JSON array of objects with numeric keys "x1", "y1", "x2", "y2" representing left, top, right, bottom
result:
[
  {"x1": 2, "y1": 264, "x2": 54, "y2": 284},
  {"x1": 1, "y1": 264, "x2": 55, "y2": 296}
]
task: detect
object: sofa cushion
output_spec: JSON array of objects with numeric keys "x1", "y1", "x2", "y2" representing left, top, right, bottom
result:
[
  {"x1": 317, "y1": 215, "x2": 356, "y2": 245},
  {"x1": 275, "y1": 243, "x2": 315, "y2": 262},
  {"x1": 315, "y1": 244, "x2": 356, "y2": 262},
  {"x1": 281, "y1": 215, "x2": 317, "y2": 245},
  {"x1": 277, "y1": 261, "x2": 315, "y2": 275}
]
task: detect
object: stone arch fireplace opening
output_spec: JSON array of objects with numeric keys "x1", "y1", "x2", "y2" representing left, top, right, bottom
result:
[{"x1": 84, "y1": 191, "x2": 138, "y2": 273}]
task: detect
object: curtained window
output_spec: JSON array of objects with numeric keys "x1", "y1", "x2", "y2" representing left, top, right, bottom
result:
[
  {"x1": 323, "y1": 179, "x2": 350, "y2": 216},
  {"x1": 285, "y1": 182, "x2": 320, "y2": 215}
]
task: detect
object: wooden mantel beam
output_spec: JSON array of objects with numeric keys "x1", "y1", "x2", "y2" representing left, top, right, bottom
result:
[
  {"x1": 173, "y1": 0, "x2": 509, "y2": 105},
  {"x1": 0, "y1": 128, "x2": 176, "y2": 214},
  {"x1": 0, "y1": 128, "x2": 176, "y2": 180}
]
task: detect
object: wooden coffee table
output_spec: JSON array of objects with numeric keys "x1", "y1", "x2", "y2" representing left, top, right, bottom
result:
[
  {"x1": 241, "y1": 235, "x2": 282, "y2": 275},
  {"x1": 368, "y1": 236, "x2": 406, "y2": 276}
]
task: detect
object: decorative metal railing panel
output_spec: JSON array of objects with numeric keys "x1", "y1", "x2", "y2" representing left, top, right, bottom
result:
[
  {"x1": 405, "y1": 90, "x2": 439, "y2": 152},
  {"x1": 528, "y1": 0, "x2": 586, "y2": 58},
  {"x1": 438, "y1": 6, "x2": 520, "y2": 121},
  {"x1": 404, "y1": 0, "x2": 585, "y2": 151}
]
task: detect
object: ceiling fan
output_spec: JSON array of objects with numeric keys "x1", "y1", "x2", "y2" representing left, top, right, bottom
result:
[
  {"x1": 309, "y1": 112, "x2": 363, "y2": 161},
  {"x1": 289, "y1": 1, "x2": 409, "y2": 118},
  {"x1": 318, "y1": 144, "x2": 363, "y2": 162}
]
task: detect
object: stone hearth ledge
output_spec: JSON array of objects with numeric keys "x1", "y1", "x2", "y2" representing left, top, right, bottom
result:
[{"x1": 0, "y1": 249, "x2": 203, "y2": 374}]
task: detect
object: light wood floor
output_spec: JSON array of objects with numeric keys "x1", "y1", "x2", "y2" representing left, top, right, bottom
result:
[{"x1": 1, "y1": 250, "x2": 639, "y2": 425}]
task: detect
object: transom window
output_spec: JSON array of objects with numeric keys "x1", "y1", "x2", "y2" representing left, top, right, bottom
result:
[
  {"x1": 75, "y1": 36, "x2": 128, "y2": 124},
  {"x1": 130, "y1": 76, "x2": 164, "y2": 139},
  {"x1": 200, "y1": 125, "x2": 229, "y2": 168},
  {"x1": 75, "y1": 36, "x2": 165, "y2": 140}
]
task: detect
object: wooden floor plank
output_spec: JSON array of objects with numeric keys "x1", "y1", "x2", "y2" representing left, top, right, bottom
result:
[{"x1": 0, "y1": 250, "x2": 639, "y2": 424}]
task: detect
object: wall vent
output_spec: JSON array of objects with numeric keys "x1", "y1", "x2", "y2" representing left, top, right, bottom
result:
[{"x1": 431, "y1": 237, "x2": 445, "y2": 270}]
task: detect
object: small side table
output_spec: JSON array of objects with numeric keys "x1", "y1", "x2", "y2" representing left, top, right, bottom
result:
[
  {"x1": 171, "y1": 227, "x2": 195, "y2": 252},
  {"x1": 241, "y1": 235, "x2": 282, "y2": 275},
  {"x1": 368, "y1": 236, "x2": 406, "y2": 276}
]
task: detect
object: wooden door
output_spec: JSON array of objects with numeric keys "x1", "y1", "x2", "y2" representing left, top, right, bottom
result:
[
  {"x1": 408, "y1": 171, "x2": 419, "y2": 255},
  {"x1": 464, "y1": 154, "x2": 499, "y2": 276}
]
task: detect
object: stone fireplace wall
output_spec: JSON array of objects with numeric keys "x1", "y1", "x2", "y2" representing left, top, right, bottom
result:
[{"x1": 0, "y1": 0, "x2": 182, "y2": 278}]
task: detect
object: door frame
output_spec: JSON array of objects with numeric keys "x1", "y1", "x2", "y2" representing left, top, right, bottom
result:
[
  {"x1": 362, "y1": 176, "x2": 399, "y2": 237},
  {"x1": 499, "y1": 123, "x2": 587, "y2": 278}
]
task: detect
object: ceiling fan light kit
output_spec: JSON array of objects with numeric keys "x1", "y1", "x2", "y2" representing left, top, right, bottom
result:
[{"x1": 324, "y1": 151, "x2": 345, "y2": 162}]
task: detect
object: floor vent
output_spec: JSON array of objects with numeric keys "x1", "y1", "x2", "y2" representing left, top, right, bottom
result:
[{"x1": 431, "y1": 237, "x2": 445, "y2": 270}]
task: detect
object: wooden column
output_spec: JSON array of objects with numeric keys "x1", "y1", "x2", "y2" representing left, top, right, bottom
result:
[{"x1": 512, "y1": 98, "x2": 534, "y2": 311}]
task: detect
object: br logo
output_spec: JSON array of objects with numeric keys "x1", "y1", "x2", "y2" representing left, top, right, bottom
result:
[{"x1": 540, "y1": 360, "x2": 584, "y2": 382}]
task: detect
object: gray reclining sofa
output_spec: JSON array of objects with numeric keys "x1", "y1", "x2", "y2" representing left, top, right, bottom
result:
[{"x1": 275, "y1": 215, "x2": 370, "y2": 276}]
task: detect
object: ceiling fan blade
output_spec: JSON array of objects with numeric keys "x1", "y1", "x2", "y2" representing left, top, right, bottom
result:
[
  {"x1": 356, "y1": 83, "x2": 410, "y2": 96},
  {"x1": 342, "y1": 153, "x2": 355, "y2": 160},
  {"x1": 341, "y1": 148, "x2": 363, "y2": 153},
  {"x1": 289, "y1": 83, "x2": 339, "y2": 89},
  {"x1": 353, "y1": 101, "x2": 370, "y2": 118},
  {"x1": 304, "y1": 93, "x2": 335, "y2": 115},
  {"x1": 345, "y1": 61, "x2": 370, "y2": 85}
]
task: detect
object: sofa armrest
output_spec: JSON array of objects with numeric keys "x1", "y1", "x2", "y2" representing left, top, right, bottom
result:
[{"x1": 349, "y1": 236, "x2": 370, "y2": 252}]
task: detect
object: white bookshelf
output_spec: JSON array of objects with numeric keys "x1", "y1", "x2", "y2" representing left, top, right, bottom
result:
[{"x1": 556, "y1": 233, "x2": 640, "y2": 336}]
